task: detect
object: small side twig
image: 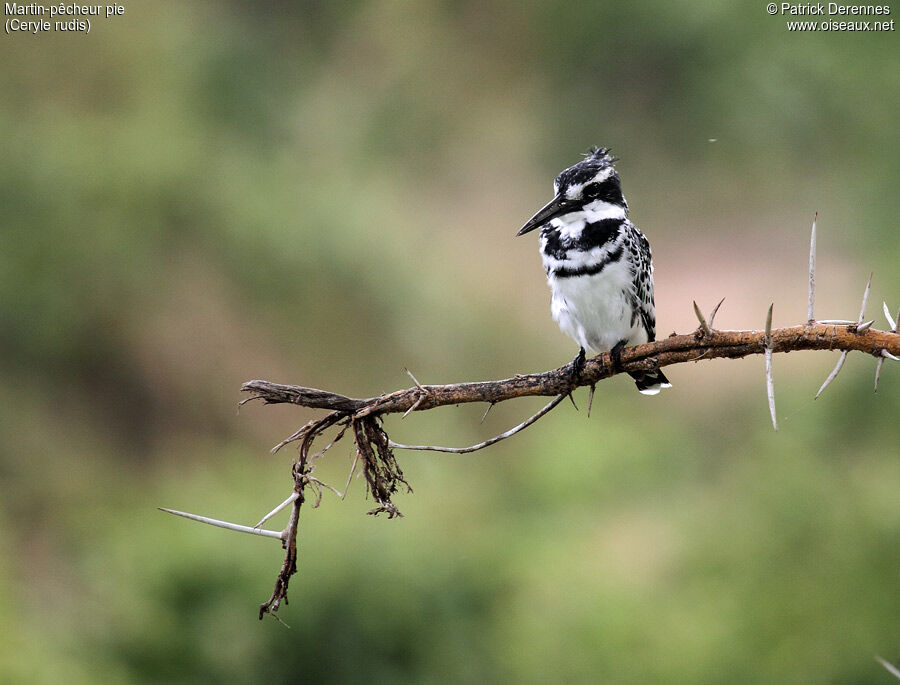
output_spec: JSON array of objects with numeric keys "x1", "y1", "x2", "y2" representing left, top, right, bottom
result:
[
  {"x1": 341, "y1": 450, "x2": 361, "y2": 500},
  {"x1": 390, "y1": 393, "x2": 566, "y2": 454}
]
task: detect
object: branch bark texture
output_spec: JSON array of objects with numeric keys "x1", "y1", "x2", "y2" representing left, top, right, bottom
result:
[{"x1": 242, "y1": 323, "x2": 899, "y2": 417}]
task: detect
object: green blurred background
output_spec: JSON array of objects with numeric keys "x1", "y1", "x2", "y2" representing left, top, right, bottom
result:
[{"x1": 2, "y1": 2, "x2": 899, "y2": 682}]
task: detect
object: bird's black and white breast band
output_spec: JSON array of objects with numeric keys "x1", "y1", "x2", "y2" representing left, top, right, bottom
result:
[{"x1": 517, "y1": 147, "x2": 671, "y2": 395}]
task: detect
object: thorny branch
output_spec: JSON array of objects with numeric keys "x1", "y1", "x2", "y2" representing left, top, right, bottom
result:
[
  {"x1": 161, "y1": 217, "x2": 899, "y2": 620},
  {"x1": 242, "y1": 324, "x2": 899, "y2": 418}
]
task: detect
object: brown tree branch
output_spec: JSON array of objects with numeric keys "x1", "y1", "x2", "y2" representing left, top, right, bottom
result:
[
  {"x1": 167, "y1": 318, "x2": 899, "y2": 621},
  {"x1": 242, "y1": 323, "x2": 899, "y2": 418},
  {"x1": 162, "y1": 215, "x2": 899, "y2": 621}
]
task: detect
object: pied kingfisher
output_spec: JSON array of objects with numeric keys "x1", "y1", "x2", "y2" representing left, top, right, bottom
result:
[{"x1": 517, "y1": 147, "x2": 671, "y2": 395}]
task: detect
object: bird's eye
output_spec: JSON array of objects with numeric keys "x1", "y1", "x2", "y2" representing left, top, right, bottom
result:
[{"x1": 583, "y1": 183, "x2": 600, "y2": 198}]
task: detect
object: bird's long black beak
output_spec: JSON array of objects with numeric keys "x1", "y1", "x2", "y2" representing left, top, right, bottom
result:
[{"x1": 516, "y1": 194, "x2": 576, "y2": 236}]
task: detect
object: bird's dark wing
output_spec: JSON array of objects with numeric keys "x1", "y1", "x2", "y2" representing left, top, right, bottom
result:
[{"x1": 624, "y1": 223, "x2": 657, "y2": 343}]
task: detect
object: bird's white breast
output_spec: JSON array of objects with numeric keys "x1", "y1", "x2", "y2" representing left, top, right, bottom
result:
[
  {"x1": 540, "y1": 206, "x2": 644, "y2": 354},
  {"x1": 547, "y1": 257, "x2": 641, "y2": 353}
]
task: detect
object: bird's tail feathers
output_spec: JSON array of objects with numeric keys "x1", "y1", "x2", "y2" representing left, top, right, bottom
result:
[{"x1": 629, "y1": 369, "x2": 672, "y2": 396}]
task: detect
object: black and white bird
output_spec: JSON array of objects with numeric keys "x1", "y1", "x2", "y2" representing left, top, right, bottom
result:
[{"x1": 517, "y1": 147, "x2": 671, "y2": 395}]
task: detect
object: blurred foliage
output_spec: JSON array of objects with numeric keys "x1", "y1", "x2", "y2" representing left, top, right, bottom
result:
[{"x1": 1, "y1": 1, "x2": 898, "y2": 682}]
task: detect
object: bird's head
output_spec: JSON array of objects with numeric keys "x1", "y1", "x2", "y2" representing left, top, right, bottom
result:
[{"x1": 517, "y1": 147, "x2": 627, "y2": 236}]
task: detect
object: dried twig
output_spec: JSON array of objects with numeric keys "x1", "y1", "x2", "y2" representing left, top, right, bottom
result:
[
  {"x1": 389, "y1": 394, "x2": 566, "y2": 454},
  {"x1": 341, "y1": 450, "x2": 361, "y2": 500}
]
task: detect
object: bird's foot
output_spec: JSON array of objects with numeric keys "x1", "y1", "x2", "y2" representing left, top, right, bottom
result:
[
  {"x1": 610, "y1": 340, "x2": 627, "y2": 373},
  {"x1": 565, "y1": 347, "x2": 587, "y2": 409},
  {"x1": 569, "y1": 347, "x2": 586, "y2": 388}
]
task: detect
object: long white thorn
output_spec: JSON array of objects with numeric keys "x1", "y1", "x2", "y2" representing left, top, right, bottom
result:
[
  {"x1": 882, "y1": 349, "x2": 900, "y2": 362},
  {"x1": 815, "y1": 351, "x2": 848, "y2": 399},
  {"x1": 874, "y1": 301, "x2": 899, "y2": 389},
  {"x1": 874, "y1": 358, "x2": 884, "y2": 392},
  {"x1": 708, "y1": 297, "x2": 726, "y2": 329},
  {"x1": 876, "y1": 655, "x2": 900, "y2": 680},
  {"x1": 765, "y1": 348, "x2": 777, "y2": 431},
  {"x1": 857, "y1": 272, "x2": 872, "y2": 324},
  {"x1": 764, "y1": 304, "x2": 776, "y2": 430},
  {"x1": 405, "y1": 367, "x2": 425, "y2": 391},
  {"x1": 808, "y1": 213, "x2": 817, "y2": 322},
  {"x1": 341, "y1": 449, "x2": 361, "y2": 500},
  {"x1": 402, "y1": 393, "x2": 425, "y2": 419},
  {"x1": 884, "y1": 302, "x2": 897, "y2": 332},
  {"x1": 693, "y1": 300, "x2": 712, "y2": 336},
  {"x1": 159, "y1": 507, "x2": 283, "y2": 540},
  {"x1": 254, "y1": 492, "x2": 300, "y2": 528}
]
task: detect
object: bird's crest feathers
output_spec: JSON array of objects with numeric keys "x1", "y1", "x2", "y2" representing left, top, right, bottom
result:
[{"x1": 555, "y1": 146, "x2": 620, "y2": 192}]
